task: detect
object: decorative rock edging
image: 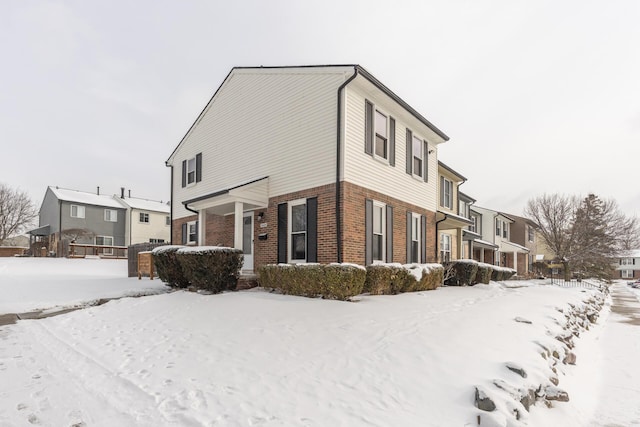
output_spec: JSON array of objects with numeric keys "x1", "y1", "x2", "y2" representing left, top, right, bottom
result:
[{"x1": 474, "y1": 285, "x2": 609, "y2": 426}]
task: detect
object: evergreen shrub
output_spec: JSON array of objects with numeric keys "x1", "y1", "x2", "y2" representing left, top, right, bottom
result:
[
  {"x1": 152, "y1": 245, "x2": 189, "y2": 288},
  {"x1": 175, "y1": 246, "x2": 243, "y2": 293}
]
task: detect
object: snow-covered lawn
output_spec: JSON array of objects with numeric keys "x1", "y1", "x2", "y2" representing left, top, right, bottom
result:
[{"x1": 0, "y1": 258, "x2": 639, "y2": 426}]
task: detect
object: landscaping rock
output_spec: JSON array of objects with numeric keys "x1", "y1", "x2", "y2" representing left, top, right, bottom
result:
[
  {"x1": 475, "y1": 387, "x2": 497, "y2": 412},
  {"x1": 506, "y1": 362, "x2": 527, "y2": 378}
]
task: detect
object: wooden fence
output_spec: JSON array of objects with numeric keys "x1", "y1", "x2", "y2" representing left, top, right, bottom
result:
[{"x1": 68, "y1": 243, "x2": 128, "y2": 259}]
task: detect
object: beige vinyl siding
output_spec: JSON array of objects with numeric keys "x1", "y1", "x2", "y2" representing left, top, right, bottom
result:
[
  {"x1": 170, "y1": 68, "x2": 352, "y2": 219},
  {"x1": 130, "y1": 210, "x2": 171, "y2": 244},
  {"x1": 342, "y1": 80, "x2": 442, "y2": 212}
]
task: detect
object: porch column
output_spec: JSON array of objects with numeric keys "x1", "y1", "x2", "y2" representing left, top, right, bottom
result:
[
  {"x1": 457, "y1": 232, "x2": 464, "y2": 259},
  {"x1": 198, "y1": 210, "x2": 206, "y2": 245},
  {"x1": 479, "y1": 248, "x2": 484, "y2": 263},
  {"x1": 513, "y1": 251, "x2": 518, "y2": 272},
  {"x1": 234, "y1": 202, "x2": 243, "y2": 250}
]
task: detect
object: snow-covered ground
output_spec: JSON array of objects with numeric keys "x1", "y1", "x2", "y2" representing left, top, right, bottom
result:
[{"x1": 0, "y1": 258, "x2": 639, "y2": 426}]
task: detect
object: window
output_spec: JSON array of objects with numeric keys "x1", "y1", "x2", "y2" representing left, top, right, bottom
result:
[
  {"x1": 181, "y1": 153, "x2": 202, "y2": 187},
  {"x1": 96, "y1": 236, "x2": 114, "y2": 255},
  {"x1": 149, "y1": 238, "x2": 165, "y2": 244},
  {"x1": 495, "y1": 218, "x2": 501, "y2": 236},
  {"x1": 70, "y1": 205, "x2": 85, "y2": 219},
  {"x1": 528, "y1": 226, "x2": 534, "y2": 242},
  {"x1": 502, "y1": 221, "x2": 508, "y2": 239},
  {"x1": 412, "y1": 135, "x2": 423, "y2": 178},
  {"x1": 440, "y1": 233, "x2": 451, "y2": 263},
  {"x1": 469, "y1": 215, "x2": 477, "y2": 233},
  {"x1": 188, "y1": 221, "x2": 197, "y2": 244},
  {"x1": 139, "y1": 212, "x2": 150, "y2": 223},
  {"x1": 528, "y1": 254, "x2": 533, "y2": 272},
  {"x1": 410, "y1": 213, "x2": 421, "y2": 263},
  {"x1": 289, "y1": 199, "x2": 307, "y2": 262},
  {"x1": 440, "y1": 177, "x2": 453, "y2": 209},
  {"x1": 621, "y1": 258, "x2": 634, "y2": 265},
  {"x1": 165, "y1": 216, "x2": 171, "y2": 226},
  {"x1": 373, "y1": 202, "x2": 386, "y2": 262},
  {"x1": 104, "y1": 209, "x2": 117, "y2": 222},
  {"x1": 374, "y1": 110, "x2": 388, "y2": 159},
  {"x1": 621, "y1": 269, "x2": 633, "y2": 279}
]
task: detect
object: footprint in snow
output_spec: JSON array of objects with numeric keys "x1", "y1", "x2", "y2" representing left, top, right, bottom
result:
[
  {"x1": 27, "y1": 413, "x2": 40, "y2": 424},
  {"x1": 17, "y1": 403, "x2": 28, "y2": 411}
]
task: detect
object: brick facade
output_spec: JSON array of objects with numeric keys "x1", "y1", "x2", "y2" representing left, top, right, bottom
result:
[{"x1": 171, "y1": 181, "x2": 438, "y2": 269}]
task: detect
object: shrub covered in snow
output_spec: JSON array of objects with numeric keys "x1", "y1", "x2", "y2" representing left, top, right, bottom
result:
[
  {"x1": 175, "y1": 246, "x2": 243, "y2": 293},
  {"x1": 364, "y1": 263, "x2": 443, "y2": 294},
  {"x1": 257, "y1": 263, "x2": 366, "y2": 301},
  {"x1": 491, "y1": 266, "x2": 517, "y2": 281},
  {"x1": 151, "y1": 245, "x2": 189, "y2": 288},
  {"x1": 444, "y1": 260, "x2": 479, "y2": 286},
  {"x1": 475, "y1": 263, "x2": 493, "y2": 284}
]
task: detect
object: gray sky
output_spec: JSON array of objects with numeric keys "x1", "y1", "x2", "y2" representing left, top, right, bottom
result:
[{"x1": 2, "y1": 0, "x2": 639, "y2": 218}]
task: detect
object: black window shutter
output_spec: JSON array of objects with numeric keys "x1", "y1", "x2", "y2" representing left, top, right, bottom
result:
[
  {"x1": 423, "y1": 141, "x2": 429, "y2": 182},
  {"x1": 195, "y1": 153, "x2": 202, "y2": 183},
  {"x1": 365, "y1": 100, "x2": 374, "y2": 155},
  {"x1": 634, "y1": 259, "x2": 636, "y2": 265},
  {"x1": 406, "y1": 129, "x2": 413, "y2": 175},
  {"x1": 389, "y1": 117, "x2": 396, "y2": 166},
  {"x1": 440, "y1": 175, "x2": 445, "y2": 207},
  {"x1": 307, "y1": 197, "x2": 318, "y2": 263},
  {"x1": 181, "y1": 223, "x2": 187, "y2": 244},
  {"x1": 181, "y1": 160, "x2": 187, "y2": 188},
  {"x1": 620, "y1": 259, "x2": 622, "y2": 265},
  {"x1": 277, "y1": 203, "x2": 287, "y2": 263},
  {"x1": 386, "y1": 205, "x2": 393, "y2": 262},
  {"x1": 195, "y1": 221, "x2": 199, "y2": 244},
  {"x1": 365, "y1": 199, "x2": 373, "y2": 265},
  {"x1": 406, "y1": 211, "x2": 412, "y2": 263},
  {"x1": 421, "y1": 215, "x2": 427, "y2": 263}
]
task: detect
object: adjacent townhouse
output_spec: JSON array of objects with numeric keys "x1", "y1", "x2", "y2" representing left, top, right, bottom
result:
[
  {"x1": 467, "y1": 207, "x2": 498, "y2": 264},
  {"x1": 470, "y1": 206, "x2": 529, "y2": 275},
  {"x1": 29, "y1": 186, "x2": 127, "y2": 257},
  {"x1": 28, "y1": 187, "x2": 171, "y2": 256},
  {"x1": 504, "y1": 214, "x2": 539, "y2": 276},
  {"x1": 165, "y1": 65, "x2": 450, "y2": 272},
  {"x1": 435, "y1": 162, "x2": 472, "y2": 262},
  {"x1": 616, "y1": 250, "x2": 640, "y2": 280},
  {"x1": 116, "y1": 189, "x2": 171, "y2": 245}
]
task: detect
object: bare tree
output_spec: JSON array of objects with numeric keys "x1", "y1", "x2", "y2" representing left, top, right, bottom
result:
[
  {"x1": 524, "y1": 194, "x2": 579, "y2": 280},
  {"x1": 60, "y1": 228, "x2": 95, "y2": 242},
  {"x1": 0, "y1": 183, "x2": 38, "y2": 245}
]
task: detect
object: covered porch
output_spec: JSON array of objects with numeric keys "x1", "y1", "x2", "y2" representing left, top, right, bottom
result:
[
  {"x1": 183, "y1": 177, "x2": 269, "y2": 272},
  {"x1": 436, "y1": 210, "x2": 473, "y2": 260}
]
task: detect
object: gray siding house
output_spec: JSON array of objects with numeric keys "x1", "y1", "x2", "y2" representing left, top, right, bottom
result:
[{"x1": 30, "y1": 187, "x2": 127, "y2": 256}]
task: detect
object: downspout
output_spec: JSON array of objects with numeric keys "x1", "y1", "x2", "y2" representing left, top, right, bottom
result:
[
  {"x1": 168, "y1": 165, "x2": 174, "y2": 243},
  {"x1": 335, "y1": 67, "x2": 359, "y2": 263},
  {"x1": 435, "y1": 215, "x2": 448, "y2": 261}
]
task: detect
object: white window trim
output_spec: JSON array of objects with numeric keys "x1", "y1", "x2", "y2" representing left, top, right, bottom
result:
[
  {"x1": 373, "y1": 108, "x2": 390, "y2": 163},
  {"x1": 187, "y1": 220, "x2": 197, "y2": 245},
  {"x1": 165, "y1": 216, "x2": 171, "y2": 226},
  {"x1": 104, "y1": 209, "x2": 117, "y2": 222},
  {"x1": 440, "y1": 233, "x2": 451, "y2": 262},
  {"x1": 441, "y1": 178, "x2": 453, "y2": 209},
  {"x1": 139, "y1": 212, "x2": 150, "y2": 224},
  {"x1": 96, "y1": 235, "x2": 114, "y2": 255},
  {"x1": 470, "y1": 215, "x2": 477, "y2": 233},
  {"x1": 621, "y1": 258, "x2": 634, "y2": 265},
  {"x1": 187, "y1": 156, "x2": 197, "y2": 186},
  {"x1": 495, "y1": 218, "x2": 501, "y2": 237},
  {"x1": 372, "y1": 201, "x2": 386, "y2": 263},
  {"x1": 621, "y1": 269, "x2": 633, "y2": 278},
  {"x1": 412, "y1": 134, "x2": 424, "y2": 179},
  {"x1": 288, "y1": 198, "x2": 307, "y2": 263},
  {"x1": 411, "y1": 212, "x2": 421, "y2": 263},
  {"x1": 70, "y1": 205, "x2": 85, "y2": 219}
]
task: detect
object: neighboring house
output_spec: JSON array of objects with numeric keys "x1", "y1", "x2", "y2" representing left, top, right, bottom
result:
[
  {"x1": 615, "y1": 250, "x2": 640, "y2": 280},
  {"x1": 115, "y1": 189, "x2": 171, "y2": 245},
  {"x1": 165, "y1": 65, "x2": 451, "y2": 272},
  {"x1": 505, "y1": 214, "x2": 539, "y2": 276},
  {"x1": 467, "y1": 207, "x2": 498, "y2": 264},
  {"x1": 471, "y1": 206, "x2": 529, "y2": 275},
  {"x1": 435, "y1": 162, "x2": 472, "y2": 262}
]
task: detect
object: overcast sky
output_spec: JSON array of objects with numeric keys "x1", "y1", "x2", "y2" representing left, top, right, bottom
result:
[{"x1": 2, "y1": 0, "x2": 639, "y2": 218}]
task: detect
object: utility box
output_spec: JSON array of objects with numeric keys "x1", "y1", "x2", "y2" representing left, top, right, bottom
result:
[{"x1": 137, "y1": 251, "x2": 154, "y2": 280}]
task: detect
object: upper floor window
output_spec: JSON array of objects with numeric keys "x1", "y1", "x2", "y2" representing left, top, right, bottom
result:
[
  {"x1": 503, "y1": 222, "x2": 508, "y2": 239},
  {"x1": 104, "y1": 209, "x2": 117, "y2": 222},
  {"x1": 364, "y1": 100, "x2": 395, "y2": 166},
  {"x1": 375, "y1": 110, "x2": 388, "y2": 159},
  {"x1": 495, "y1": 218, "x2": 501, "y2": 237},
  {"x1": 469, "y1": 215, "x2": 477, "y2": 233},
  {"x1": 621, "y1": 258, "x2": 635, "y2": 266},
  {"x1": 440, "y1": 177, "x2": 453, "y2": 209},
  {"x1": 70, "y1": 205, "x2": 85, "y2": 219},
  {"x1": 181, "y1": 153, "x2": 202, "y2": 187},
  {"x1": 139, "y1": 212, "x2": 150, "y2": 223},
  {"x1": 527, "y1": 226, "x2": 535, "y2": 242},
  {"x1": 166, "y1": 216, "x2": 171, "y2": 226},
  {"x1": 412, "y1": 135, "x2": 424, "y2": 178}
]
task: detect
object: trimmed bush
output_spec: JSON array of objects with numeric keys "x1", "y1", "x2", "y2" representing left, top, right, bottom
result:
[
  {"x1": 364, "y1": 263, "x2": 444, "y2": 294},
  {"x1": 175, "y1": 246, "x2": 243, "y2": 293},
  {"x1": 152, "y1": 245, "x2": 189, "y2": 288},
  {"x1": 491, "y1": 266, "x2": 517, "y2": 281},
  {"x1": 475, "y1": 263, "x2": 493, "y2": 285},
  {"x1": 257, "y1": 263, "x2": 366, "y2": 301},
  {"x1": 444, "y1": 260, "x2": 479, "y2": 286}
]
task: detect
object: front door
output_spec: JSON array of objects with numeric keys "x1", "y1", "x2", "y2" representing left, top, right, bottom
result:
[{"x1": 242, "y1": 212, "x2": 254, "y2": 272}]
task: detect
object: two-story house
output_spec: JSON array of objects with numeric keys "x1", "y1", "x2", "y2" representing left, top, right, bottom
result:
[
  {"x1": 505, "y1": 214, "x2": 539, "y2": 276},
  {"x1": 116, "y1": 189, "x2": 171, "y2": 245},
  {"x1": 616, "y1": 250, "x2": 640, "y2": 280},
  {"x1": 31, "y1": 186, "x2": 127, "y2": 256},
  {"x1": 435, "y1": 162, "x2": 473, "y2": 262},
  {"x1": 471, "y1": 206, "x2": 529, "y2": 275},
  {"x1": 165, "y1": 65, "x2": 450, "y2": 272},
  {"x1": 466, "y1": 206, "x2": 499, "y2": 264}
]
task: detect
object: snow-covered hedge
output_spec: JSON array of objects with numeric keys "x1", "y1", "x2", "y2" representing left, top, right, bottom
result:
[
  {"x1": 151, "y1": 245, "x2": 189, "y2": 288},
  {"x1": 475, "y1": 262, "x2": 493, "y2": 284},
  {"x1": 175, "y1": 246, "x2": 243, "y2": 293},
  {"x1": 444, "y1": 260, "x2": 479, "y2": 286},
  {"x1": 258, "y1": 263, "x2": 366, "y2": 301},
  {"x1": 364, "y1": 263, "x2": 444, "y2": 295},
  {"x1": 491, "y1": 265, "x2": 517, "y2": 281}
]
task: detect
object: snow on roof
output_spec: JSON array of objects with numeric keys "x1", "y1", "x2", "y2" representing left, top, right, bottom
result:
[
  {"x1": 621, "y1": 249, "x2": 640, "y2": 259},
  {"x1": 118, "y1": 197, "x2": 170, "y2": 213},
  {"x1": 49, "y1": 187, "x2": 125, "y2": 209}
]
